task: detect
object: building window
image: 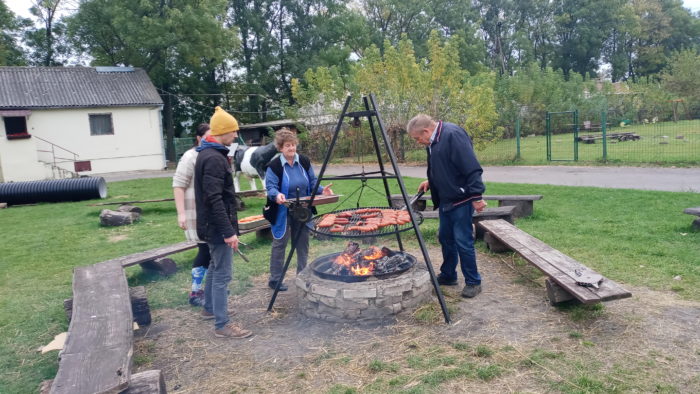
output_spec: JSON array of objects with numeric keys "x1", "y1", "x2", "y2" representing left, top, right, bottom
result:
[
  {"x1": 3, "y1": 116, "x2": 31, "y2": 140},
  {"x1": 89, "y1": 113, "x2": 114, "y2": 136}
]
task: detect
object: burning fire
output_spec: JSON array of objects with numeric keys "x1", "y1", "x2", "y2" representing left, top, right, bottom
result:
[{"x1": 333, "y1": 244, "x2": 388, "y2": 276}]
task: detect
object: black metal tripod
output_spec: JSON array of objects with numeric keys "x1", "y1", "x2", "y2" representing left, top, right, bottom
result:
[{"x1": 266, "y1": 94, "x2": 451, "y2": 324}]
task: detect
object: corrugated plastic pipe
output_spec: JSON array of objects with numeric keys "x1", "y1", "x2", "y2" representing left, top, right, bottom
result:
[{"x1": 0, "y1": 177, "x2": 107, "y2": 205}]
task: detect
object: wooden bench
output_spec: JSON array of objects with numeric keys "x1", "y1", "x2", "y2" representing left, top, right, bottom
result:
[
  {"x1": 51, "y1": 262, "x2": 134, "y2": 393},
  {"x1": 478, "y1": 219, "x2": 632, "y2": 305},
  {"x1": 103, "y1": 222, "x2": 272, "y2": 274},
  {"x1": 483, "y1": 195, "x2": 542, "y2": 218},
  {"x1": 684, "y1": 207, "x2": 700, "y2": 230},
  {"x1": 390, "y1": 194, "x2": 542, "y2": 218}
]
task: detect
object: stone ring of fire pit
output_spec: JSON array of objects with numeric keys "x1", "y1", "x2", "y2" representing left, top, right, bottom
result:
[{"x1": 295, "y1": 263, "x2": 434, "y2": 322}]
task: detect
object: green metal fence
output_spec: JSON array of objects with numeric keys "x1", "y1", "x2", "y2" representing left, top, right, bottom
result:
[{"x1": 475, "y1": 115, "x2": 700, "y2": 166}]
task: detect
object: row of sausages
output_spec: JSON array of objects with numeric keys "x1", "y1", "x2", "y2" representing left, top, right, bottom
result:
[{"x1": 317, "y1": 208, "x2": 412, "y2": 233}]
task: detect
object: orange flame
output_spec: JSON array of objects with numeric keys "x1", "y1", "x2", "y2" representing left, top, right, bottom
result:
[
  {"x1": 334, "y1": 253, "x2": 355, "y2": 267},
  {"x1": 362, "y1": 246, "x2": 385, "y2": 260},
  {"x1": 350, "y1": 262, "x2": 375, "y2": 276}
]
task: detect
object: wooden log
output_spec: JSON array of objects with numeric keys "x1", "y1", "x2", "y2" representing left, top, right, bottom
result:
[
  {"x1": 129, "y1": 286, "x2": 151, "y2": 326},
  {"x1": 484, "y1": 232, "x2": 510, "y2": 253},
  {"x1": 497, "y1": 200, "x2": 534, "y2": 218},
  {"x1": 139, "y1": 258, "x2": 177, "y2": 276},
  {"x1": 545, "y1": 278, "x2": 577, "y2": 306},
  {"x1": 256, "y1": 227, "x2": 273, "y2": 241},
  {"x1": 118, "y1": 204, "x2": 143, "y2": 214},
  {"x1": 122, "y1": 370, "x2": 166, "y2": 394},
  {"x1": 64, "y1": 286, "x2": 151, "y2": 325},
  {"x1": 100, "y1": 209, "x2": 140, "y2": 226}
]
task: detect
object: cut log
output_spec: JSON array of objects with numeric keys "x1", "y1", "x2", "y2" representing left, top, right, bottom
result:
[
  {"x1": 118, "y1": 204, "x2": 143, "y2": 214},
  {"x1": 122, "y1": 370, "x2": 167, "y2": 394},
  {"x1": 139, "y1": 258, "x2": 177, "y2": 276},
  {"x1": 545, "y1": 278, "x2": 578, "y2": 306},
  {"x1": 100, "y1": 209, "x2": 140, "y2": 226},
  {"x1": 484, "y1": 232, "x2": 510, "y2": 253},
  {"x1": 129, "y1": 286, "x2": 151, "y2": 326}
]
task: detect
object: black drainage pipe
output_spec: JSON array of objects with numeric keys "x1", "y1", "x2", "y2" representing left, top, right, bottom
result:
[{"x1": 0, "y1": 177, "x2": 108, "y2": 205}]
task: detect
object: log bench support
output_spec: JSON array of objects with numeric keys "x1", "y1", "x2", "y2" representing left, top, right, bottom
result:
[
  {"x1": 478, "y1": 219, "x2": 631, "y2": 306},
  {"x1": 483, "y1": 195, "x2": 543, "y2": 218},
  {"x1": 684, "y1": 207, "x2": 700, "y2": 230}
]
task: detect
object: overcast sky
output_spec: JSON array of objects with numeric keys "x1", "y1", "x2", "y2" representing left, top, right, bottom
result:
[{"x1": 7, "y1": 0, "x2": 700, "y2": 28}]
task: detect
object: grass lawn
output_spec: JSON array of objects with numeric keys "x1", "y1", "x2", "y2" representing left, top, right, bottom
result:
[
  {"x1": 0, "y1": 176, "x2": 698, "y2": 392},
  {"x1": 400, "y1": 119, "x2": 700, "y2": 166}
]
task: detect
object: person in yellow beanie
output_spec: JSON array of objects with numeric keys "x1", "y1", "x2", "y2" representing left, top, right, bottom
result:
[
  {"x1": 209, "y1": 106, "x2": 239, "y2": 136},
  {"x1": 193, "y1": 106, "x2": 252, "y2": 339}
]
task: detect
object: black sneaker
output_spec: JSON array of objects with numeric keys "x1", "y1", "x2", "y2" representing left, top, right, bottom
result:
[
  {"x1": 436, "y1": 275, "x2": 458, "y2": 286},
  {"x1": 268, "y1": 281, "x2": 288, "y2": 291},
  {"x1": 461, "y1": 284, "x2": 482, "y2": 298}
]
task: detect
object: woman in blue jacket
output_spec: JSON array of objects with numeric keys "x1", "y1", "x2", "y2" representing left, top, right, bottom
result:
[{"x1": 264, "y1": 128, "x2": 333, "y2": 291}]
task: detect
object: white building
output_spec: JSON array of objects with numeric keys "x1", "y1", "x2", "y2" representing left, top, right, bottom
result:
[{"x1": 0, "y1": 66, "x2": 165, "y2": 182}]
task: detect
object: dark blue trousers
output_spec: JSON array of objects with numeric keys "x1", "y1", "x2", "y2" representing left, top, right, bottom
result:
[{"x1": 438, "y1": 203, "x2": 482, "y2": 285}]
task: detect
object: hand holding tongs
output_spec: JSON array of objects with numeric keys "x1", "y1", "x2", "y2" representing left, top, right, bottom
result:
[
  {"x1": 236, "y1": 241, "x2": 250, "y2": 262},
  {"x1": 400, "y1": 190, "x2": 425, "y2": 211}
]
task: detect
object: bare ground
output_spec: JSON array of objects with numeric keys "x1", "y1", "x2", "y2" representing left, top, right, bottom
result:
[{"x1": 134, "y1": 248, "x2": 700, "y2": 393}]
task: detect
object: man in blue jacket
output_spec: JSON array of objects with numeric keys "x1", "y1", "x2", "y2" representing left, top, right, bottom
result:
[
  {"x1": 407, "y1": 114, "x2": 487, "y2": 298},
  {"x1": 194, "y1": 106, "x2": 252, "y2": 338}
]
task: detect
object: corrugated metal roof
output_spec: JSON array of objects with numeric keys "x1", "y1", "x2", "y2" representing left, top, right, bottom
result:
[{"x1": 0, "y1": 66, "x2": 163, "y2": 109}]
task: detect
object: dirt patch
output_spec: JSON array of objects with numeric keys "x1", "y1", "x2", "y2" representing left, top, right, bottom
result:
[{"x1": 134, "y1": 248, "x2": 700, "y2": 393}]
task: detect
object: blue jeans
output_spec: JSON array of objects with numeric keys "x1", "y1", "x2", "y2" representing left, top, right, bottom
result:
[
  {"x1": 438, "y1": 203, "x2": 481, "y2": 285},
  {"x1": 204, "y1": 242, "x2": 233, "y2": 329}
]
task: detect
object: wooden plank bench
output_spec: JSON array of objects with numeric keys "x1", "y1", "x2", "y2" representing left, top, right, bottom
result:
[
  {"x1": 390, "y1": 194, "x2": 542, "y2": 218},
  {"x1": 104, "y1": 222, "x2": 272, "y2": 274},
  {"x1": 478, "y1": 219, "x2": 632, "y2": 305},
  {"x1": 51, "y1": 262, "x2": 134, "y2": 393},
  {"x1": 684, "y1": 207, "x2": 700, "y2": 230},
  {"x1": 483, "y1": 195, "x2": 542, "y2": 218}
]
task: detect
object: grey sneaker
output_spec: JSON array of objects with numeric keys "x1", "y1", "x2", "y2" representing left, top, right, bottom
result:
[
  {"x1": 201, "y1": 310, "x2": 215, "y2": 320},
  {"x1": 461, "y1": 284, "x2": 482, "y2": 298},
  {"x1": 214, "y1": 323, "x2": 253, "y2": 338}
]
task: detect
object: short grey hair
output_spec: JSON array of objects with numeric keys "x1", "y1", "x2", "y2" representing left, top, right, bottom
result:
[{"x1": 406, "y1": 114, "x2": 435, "y2": 134}]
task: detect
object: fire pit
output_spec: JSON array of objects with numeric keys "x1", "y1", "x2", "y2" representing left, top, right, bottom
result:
[
  {"x1": 311, "y1": 242, "x2": 416, "y2": 282},
  {"x1": 296, "y1": 243, "x2": 433, "y2": 322}
]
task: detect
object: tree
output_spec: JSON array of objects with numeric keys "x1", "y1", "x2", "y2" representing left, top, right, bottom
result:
[
  {"x1": 0, "y1": 1, "x2": 29, "y2": 65},
  {"x1": 662, "y1": 50, "x2": 700, "y2": 109},
  {"x1": 68, "y1": 0, "x2": 238, "y2": 161},
  {"x1": 227, "y1": 0, "x2": 357, "y2": 121},
  {"x1": 24, "y1": 0, "x2": 71, "y2": 66}
]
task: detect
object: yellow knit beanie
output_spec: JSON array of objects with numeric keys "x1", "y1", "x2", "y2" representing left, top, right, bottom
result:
[{"x1": 209, "y1": 106, "x2": 239, "y2": 136}]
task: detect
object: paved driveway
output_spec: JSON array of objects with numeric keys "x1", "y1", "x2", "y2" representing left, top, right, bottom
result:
[{"x1": 97, "y1": 164, "x2": 700, "y2": 193}]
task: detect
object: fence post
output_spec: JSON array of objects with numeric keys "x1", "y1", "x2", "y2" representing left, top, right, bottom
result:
[
  {"x1": 601, "y1": 111, "x2": 607, "y2": 161},
  {"x1": 574, "y1": 110, "x2": 579, "y2": 162},
  {"x1": 546, "y1": 112, "x2": 551, "y2": 161},
  {"x1": 515, "y1": 116, "x2": 521, "y2": 160}
]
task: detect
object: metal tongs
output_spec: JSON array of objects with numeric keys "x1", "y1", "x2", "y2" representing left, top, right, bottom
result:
[
  {"x1": 236, "y1": 241, "x2": 250, "y2": 262},
  {"x1": 400, "y1": 190, "x2": 426, "y2": 211}
]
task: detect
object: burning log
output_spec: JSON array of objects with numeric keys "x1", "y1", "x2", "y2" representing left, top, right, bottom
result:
[{"x1": 329, "y1": 242, "x2": 405, "y2": 277}]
